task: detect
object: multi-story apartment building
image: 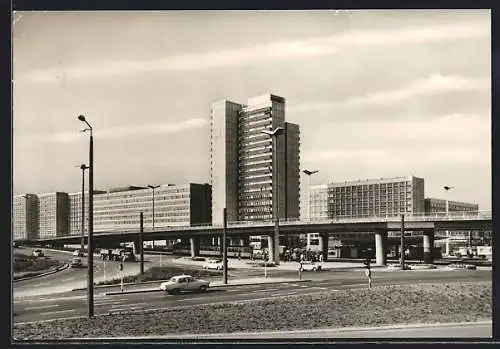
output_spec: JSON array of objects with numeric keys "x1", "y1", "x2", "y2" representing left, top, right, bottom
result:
[
  {"x1": 310, "y1": 176, "x2": 425, "y2": 219},
  {"x1": 38, "y1": 192, "x2": 69, "y2": 238},
  {"x1": 13, "y1": 194, "x2": 39, "y2": 241},
  {"x1": 210, "y1": 93, "x2": 300, "y2": 224},
  {"x1": 424, "y1": 198, "x2": 479, "y2": 214},
  {"x1": 68, "y1": 190, "x2": 106, "y2": 236},
  {"x1": 93, "y1": 183, "x2": 211, "y2": 232}
]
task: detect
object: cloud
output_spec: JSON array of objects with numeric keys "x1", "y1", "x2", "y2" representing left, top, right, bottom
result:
[
  {"x1": 21, "y1": 20, "x2": 489, "y2": 83},
  {"x1": 301, "y1": 113, "x2": 490, "y2": 166},
  {"x1": 16, "y1": 118, "x2": 207, "y2": 144},
  {"x1": 289, "y1": 74, "x2": 490, "y2": 112}
]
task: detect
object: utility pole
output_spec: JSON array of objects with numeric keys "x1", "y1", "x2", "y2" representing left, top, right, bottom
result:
[
  {"x1": 140, "y1": 212, "x2": 144, "y2": 275},
  {"x1": 400, "y1": 214, "x2": 405, "y2": 270},
  {"x1": 223, "y1": 208, "x2": 228, "y2": 285}
]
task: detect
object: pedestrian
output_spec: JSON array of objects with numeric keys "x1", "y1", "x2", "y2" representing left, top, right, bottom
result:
[
  {"x1": 319, "y1": 252, "x2": 324, "y2": 263},
  {"x1": 238, "y1": 250, "x2": 241, "y2": 261},
  {"x1": 364, "y1": 261, "x2": 372, "y2": 289}
]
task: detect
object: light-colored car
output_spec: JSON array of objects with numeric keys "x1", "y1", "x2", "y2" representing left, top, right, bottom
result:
[
  {"x1": 73, "y1": 249, "x2": 85, "y2": 257},
  {"x1": 71, "y1": 257, "x2": 83, "y2": 268},
  {"x1": 160, "y1": 275, "x2": 210, "y2": 294},
  {"x1": 202, "y1": 259, "x2": 224, "y2": 270},
  {"x1": 299, "y1": 261, "x2": 322, "y2": 272},
  {"x1": 32, "y1": 249, "x2": 44, "y2": 257}
]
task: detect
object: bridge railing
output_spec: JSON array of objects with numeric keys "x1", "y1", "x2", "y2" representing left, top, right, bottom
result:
[{"x1": 93, "y1": 210, "x2": 491, "y2": 235}]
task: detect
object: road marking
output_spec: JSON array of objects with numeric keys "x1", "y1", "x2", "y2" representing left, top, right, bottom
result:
[
  {"x1": 109, "y1": 305, "x2": 146, "y2": 311},
  {"x1": 39, "y1": 309, "x2": 75, "y2": 316},
  {"x1": 60, "y1": 278, "x2": 74, "y2": 282},
  {"x1": 310, "y1": 287, "x2": 328, "y2": 290},
  {"x1": 25, "y1": 304, "x2": 59, "y2": 310},
  {"x1": 31, "y1": 282, "x2": 52, "y2": 287},
  {"x1": 95, "y1": 301, "x2": 126, "y2": 307},
  {"x1": 270, "y1": 291, "x2": 299, "y2": 296},
  {"x1": 250, "y1": 288, "x2": 279, "y2": 293}
]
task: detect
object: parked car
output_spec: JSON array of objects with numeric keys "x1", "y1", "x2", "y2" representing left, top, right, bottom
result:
[
  {"x1": 299, "y1": 261, "x2": 322, "y2": 272},
  {"x1": 13, "y1": 241, "x2": 20, "y2": 248},
  {"x1": 73, "y1": 249, "x2": 85, "y2": 257},
  {"x1": 70, "y1": 257, "x2": 83, "y2": 268},
  {"x1": 160, "y1": 275, "x2": 210, "y2": 294},
  {"x1": 202, "y1": 259, "x2": 224, "y2": 270},
  {"x1": 32, "y1": 249, "x2": 44, "y2": 257}
]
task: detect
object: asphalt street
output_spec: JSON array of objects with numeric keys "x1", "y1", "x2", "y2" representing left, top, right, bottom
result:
[{"x1": 14, "y1": 268, "x2": 491, "y2": 323}]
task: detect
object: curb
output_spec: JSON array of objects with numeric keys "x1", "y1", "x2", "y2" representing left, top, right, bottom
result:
[
  {"x1": 14, "y1": 263, "x2": 70, "y2": 282},
  {"x1": 102, "y1": 279, "x2": 311, "y2": 296}
]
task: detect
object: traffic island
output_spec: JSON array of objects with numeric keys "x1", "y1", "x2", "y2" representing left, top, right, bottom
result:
[{"x1": 13, "y1": 281, "x2": 491, "y2": 340}]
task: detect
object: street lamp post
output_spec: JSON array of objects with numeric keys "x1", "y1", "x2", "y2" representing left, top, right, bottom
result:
[
  {"x1": 302, "y1": 169, "x2": 319, "y2": 251},
  {"x1": 79, "y1": 164, "x2": 89, "y2": 252},
  {"x1": 261, "y1": 126, "x2": 284, "y2": 265},
  {"x1": 443, "y1": 185, "x2": 453, "y2": 256},
  {"x1": 21, "y1": 195, "x2": 29, "y2": 241},
  {"x1": 78, "y1": 114, "x2": 94, "y2": 318},
  {"x1": 148, "y1": 184, "x2": 160, "y2": 263}
]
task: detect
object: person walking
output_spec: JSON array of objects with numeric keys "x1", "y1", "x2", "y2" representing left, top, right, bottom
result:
[{"x1": 364, "y1": 258, "x2": 372, "y2": 289}]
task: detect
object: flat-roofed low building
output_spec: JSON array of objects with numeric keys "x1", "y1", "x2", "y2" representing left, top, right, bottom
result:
[
  {"x1": 13, "y1": 194, "x2": 39, "y2": 241},
  {"x1": 38, "y1": 192, "x2": 69, "y2": 239}
]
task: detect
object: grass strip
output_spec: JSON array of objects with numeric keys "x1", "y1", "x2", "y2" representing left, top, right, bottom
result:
[
  {"x1": 95, "y1": 266, "x2": 221, "y2": 286},
  {"x1": 14, "y1": 281, "x2": 490, "y2": 340}
]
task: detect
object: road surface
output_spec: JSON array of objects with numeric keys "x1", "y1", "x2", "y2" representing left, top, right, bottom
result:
[{"x1": 14, "y1": 268, "x2": 491, "y2": 323}]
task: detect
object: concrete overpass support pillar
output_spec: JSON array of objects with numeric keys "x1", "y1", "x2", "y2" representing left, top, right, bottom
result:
[
  {"x1": 423, "y1": 230, "x2": 435, "y2": 264},
  {"x1": 267, "y1": 234, "x2": 275, "y2": 262},
  {"x1": 132, "y1": 238, "x2": 142, "y2": 256},
  {"x1": 445, "y1": 231, "x2": 450, "y2": 256},
  {"x1": 190, "y1": 237, "x2": 200, "y2": 258},
  {"x1": 375, "y1": 231, "x2": 387, "y2": 266},
  {"x1": 320, "y1": 232, "x2": 329, "y2": 261}
]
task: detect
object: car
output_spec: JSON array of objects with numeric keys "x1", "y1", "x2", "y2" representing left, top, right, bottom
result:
[
  {"x1": 73, "y1": 249, "x2": 85, "y2": 257},
  {"x1": 70, "y1": 257, "x2": 83, "y2": 268},
  {"x1": 32, "y1": 249, "x2": 44, "y2": 257},
  {"x1": 160, "y1": 275, "x2": 210, "y2": 294},
  {"x1": 299, "y1": 261, "x2": 322, "y2": 272},
  {"x1": 13, "y1": 241, "x2": 20, "y2": 248},
  {"x1": 202, "y1": 259, "x2": 224, "y2": 270}
]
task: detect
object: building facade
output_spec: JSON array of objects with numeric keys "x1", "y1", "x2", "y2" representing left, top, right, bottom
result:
[
  {"x1": 13, "y1": 194, "x2": 39, "y2": 241},
  {"x1": 68, "y1": 190, "x2": 106, "y2": 237},
  {"x1": 93, "y1": 184, "x2": 211, "y2": 232},
  {"x1": 38, "y1": 192, "x2": 69, "y2": 239},
  {"x1": 310, "y1": 176, "x2": 426, "y2": 219},
  {"x1": 424, "y1": 198, "x2": 479, "y2": 214},
  {"x1": 210, "y1": 93, "x2": 300, "y2": 224}
]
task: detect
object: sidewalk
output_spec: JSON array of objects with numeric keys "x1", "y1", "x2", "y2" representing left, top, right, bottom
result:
[{"x1": 169, "y1": 256, "x2": 364, "y2": 270}]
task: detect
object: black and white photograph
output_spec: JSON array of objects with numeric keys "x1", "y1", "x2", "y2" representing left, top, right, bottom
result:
[{"x1": 12, "y1": 9, "x2": 492, "y2": 341}]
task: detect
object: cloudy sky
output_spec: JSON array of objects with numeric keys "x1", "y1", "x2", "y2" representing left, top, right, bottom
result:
[{"x1": 13, "y1": 10, "x2": 491, "y2": 212}]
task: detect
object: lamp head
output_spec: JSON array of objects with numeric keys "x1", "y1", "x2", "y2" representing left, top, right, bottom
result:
[
  {"x1": 78, "y1": 115, "x2": 86, "y2": 122},
  {"x1": 443, "y1": 186, "x2": 453, "y2": 191},
  {"x1": 303, "y1": 169, "x2": 319, "y2": 176}
]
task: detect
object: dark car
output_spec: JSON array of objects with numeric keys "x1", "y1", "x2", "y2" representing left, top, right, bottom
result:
[{"x1": 71, "y1": 257, "x2": 83, "y2": 268}]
